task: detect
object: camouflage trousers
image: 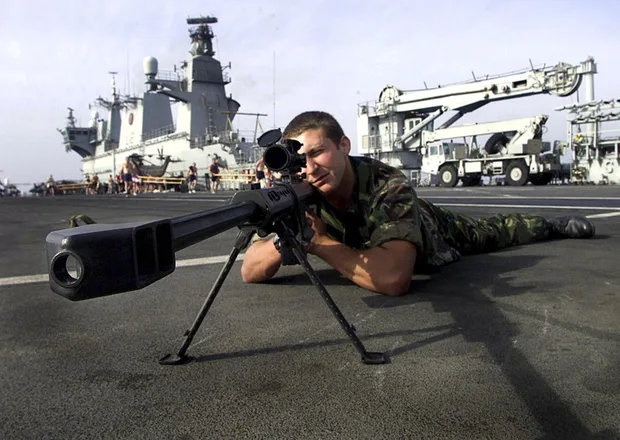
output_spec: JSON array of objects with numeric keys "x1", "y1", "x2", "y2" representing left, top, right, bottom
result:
[{"x1": 417, "y1": 199, "x2": 552, "y2": 269}]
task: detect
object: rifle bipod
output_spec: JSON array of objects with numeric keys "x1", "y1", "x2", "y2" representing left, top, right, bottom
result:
[{"x1": 159, "y1": 226, "x2": 388, "y2": 366}]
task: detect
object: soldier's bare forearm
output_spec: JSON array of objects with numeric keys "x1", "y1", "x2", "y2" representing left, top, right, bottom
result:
[
  {"x1": 240, "y1": 239, "x2": 282, "y2": 283},
  {"x1": 309, "y1": 237, "x2": 416, "y2": 296}
]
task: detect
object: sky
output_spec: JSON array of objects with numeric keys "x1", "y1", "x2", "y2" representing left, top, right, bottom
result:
[{"x1": 1, "y1": 0, "x2": 619, "y2": 187}]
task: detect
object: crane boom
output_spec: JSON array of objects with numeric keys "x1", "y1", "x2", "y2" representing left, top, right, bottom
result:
[
  {"x1": 373, "y1": 58, "x2": 596, "y2": 116},
  {"x1": 357, "y1": 57, "x2": 597, "y2": 159}
]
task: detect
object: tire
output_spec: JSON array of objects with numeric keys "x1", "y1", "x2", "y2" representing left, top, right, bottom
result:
[
  {"x1": 439, "y1": 165, "x2": 458, "y2": 187},
  {"x1": 484, "y1": 133, "x2": 509, "y2": 155},
  {"x1": 530, "y1": 174, "x2": 552, "y2": 186},
  {"x1": 505, "y1": 161, "x2": 529, "y2": 186}
]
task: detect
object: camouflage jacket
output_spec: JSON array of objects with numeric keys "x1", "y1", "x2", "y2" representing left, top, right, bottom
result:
[{"x1": 317, "y1": 156, "x2": 461, "y2": 270}]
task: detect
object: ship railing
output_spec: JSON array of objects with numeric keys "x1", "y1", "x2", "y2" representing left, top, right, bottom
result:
[
  {"x1": 235, "y1": 129, "x2": 261, "y2": 143},
  {"x1": 232, "y1": 150, "x2": 261, "y2": 165},
  {"x1": 141, "y1": 124, "x2": 177, "y2": 142},
  {"x1": 358, "y1": 102, "x2": 392, "y2": 118},
  {"x1": 156, "y1": 70, "x2": 182, "y2": 82},
  {"x1": 142, "y1": 130, "x2": 187, "y2": 148},
  {"x1": 215, "y1": 129, "x2": 260, "y2": 144},
  {"x1": 190, "y1": 134, "x2": 215, "y2": 149},
  {"x1": 190, "y1": 129, "x2": 259, "y2": 150}
]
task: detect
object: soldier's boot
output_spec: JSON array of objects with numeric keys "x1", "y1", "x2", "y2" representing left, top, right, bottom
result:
[{"x1": 547, "y1": 215, "x2": 595, "y2": 239}]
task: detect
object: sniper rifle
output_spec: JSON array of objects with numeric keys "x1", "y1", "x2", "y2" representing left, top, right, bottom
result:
[{"x1": 45, "y1": 129, "x2": 388, "y2": 365}]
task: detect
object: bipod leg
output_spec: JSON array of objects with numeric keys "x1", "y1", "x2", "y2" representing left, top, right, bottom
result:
[
  {"x1": 159, "y1": 229, "x2": 254, "y2": 365},
  {"x1": 284, "y1": 233, "x2": 388, "y2": 365}
]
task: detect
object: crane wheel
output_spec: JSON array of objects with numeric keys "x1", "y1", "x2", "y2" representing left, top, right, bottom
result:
[
  {"x1": 505, "y1": 161, "x2": 529, "y2": 186},
  {"x1": 439, "y1": 165, "x2": 458, "y2": 187}
]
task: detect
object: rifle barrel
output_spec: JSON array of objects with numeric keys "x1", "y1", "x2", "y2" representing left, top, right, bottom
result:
[{"x1": 172, "y1": 201, "x2": 258, "y2": 251}]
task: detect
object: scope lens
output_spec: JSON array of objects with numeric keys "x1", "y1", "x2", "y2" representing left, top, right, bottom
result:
[{"x1": 263, "y1": 145, "x2": 289, "y2": 171}]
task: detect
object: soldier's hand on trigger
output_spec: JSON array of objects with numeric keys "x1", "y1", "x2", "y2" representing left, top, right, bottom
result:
[{"x1": 305, "y1": 210, "x2": 327, "y2": 253}]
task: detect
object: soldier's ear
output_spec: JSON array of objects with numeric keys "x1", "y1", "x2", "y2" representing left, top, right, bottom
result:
[{"x1": 339, "y1": 136, "x2": 351, "y2": 155}]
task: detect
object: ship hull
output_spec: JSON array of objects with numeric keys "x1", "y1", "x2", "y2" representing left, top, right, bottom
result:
[{"x1": 81, "y1": 137, "x2": 256, "y2": 179}]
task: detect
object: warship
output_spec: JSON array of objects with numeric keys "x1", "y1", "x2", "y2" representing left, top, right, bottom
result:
[{"x1": 58, "y1": 16, "x2": 264, "y2": 179}]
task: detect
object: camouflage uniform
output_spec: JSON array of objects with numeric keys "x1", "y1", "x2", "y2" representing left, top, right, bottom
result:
[{"x1": 316, "y1": 156, "x2": 554, "y2": 272}]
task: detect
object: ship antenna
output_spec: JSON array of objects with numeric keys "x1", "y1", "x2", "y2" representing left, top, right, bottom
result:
[
  {"x1": 126, "y1": 47, "x2": 131, "y2": 96},
  {"x1": 273, "y1": 51, "x2": 276, "y2": 129},
  {"x1": 109, "y1": 71, "x2": 118, "y2": 99}
]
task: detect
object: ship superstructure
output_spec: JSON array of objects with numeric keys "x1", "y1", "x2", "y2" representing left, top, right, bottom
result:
[{"x1": 58, "y1": 16, "x2": 264, "y2": 179}]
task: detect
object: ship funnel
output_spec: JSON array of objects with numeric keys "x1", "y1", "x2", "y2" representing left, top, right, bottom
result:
[{"x1": 143, "y1": 56, "x2": 159, "y2": 80}]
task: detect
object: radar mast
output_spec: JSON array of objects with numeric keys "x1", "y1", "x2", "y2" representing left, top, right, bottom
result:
[{"x1": 187, "y1": 16, "x2": 218, "y2": 57}]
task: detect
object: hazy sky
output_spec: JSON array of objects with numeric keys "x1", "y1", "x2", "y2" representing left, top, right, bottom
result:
[{"x1": 1, "y1": 0, "x2": 618, "y2": 185}]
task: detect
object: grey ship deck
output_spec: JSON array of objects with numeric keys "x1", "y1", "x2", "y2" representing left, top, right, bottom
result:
[{"x1": 1, "y1": 185, "x2": 619, "y2": 439}]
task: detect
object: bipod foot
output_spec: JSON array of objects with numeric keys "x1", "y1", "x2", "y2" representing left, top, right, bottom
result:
[
  {"x1": 158, "y1": 353, "x2": 194, "y2": 366},
  {"x1": 281, "y1": 230, "x2": 391, "y2": 366},
  {"x1": 158, "y1": 233, "x2": 250, "y2": 367},
  {"x1": 362, "y1": 351, "x2": 389, "y2": 365}
]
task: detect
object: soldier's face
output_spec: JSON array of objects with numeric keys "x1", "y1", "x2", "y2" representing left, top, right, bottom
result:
[{"x1": 293, "y1": 128, "x2": 351, "y2": 196}]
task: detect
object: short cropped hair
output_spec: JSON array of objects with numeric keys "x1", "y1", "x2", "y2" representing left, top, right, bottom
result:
[{"x1": 282, "y1": 111, "x2": 345, "y2": 147}]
